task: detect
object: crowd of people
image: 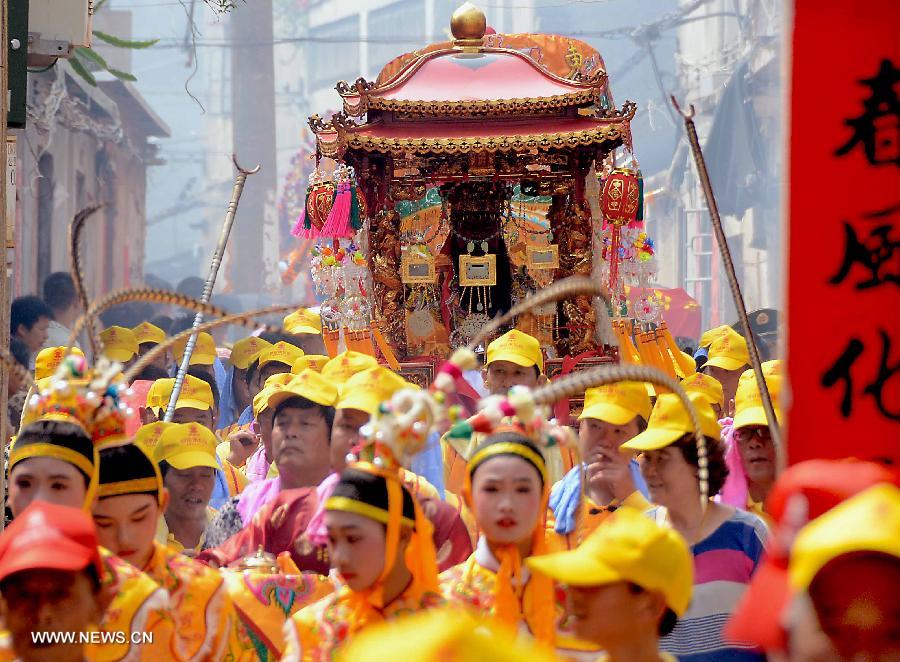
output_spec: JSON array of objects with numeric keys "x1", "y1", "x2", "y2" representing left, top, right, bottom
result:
[{"x1": 1, "y1": 274, "x2": 898, "y2": 662}]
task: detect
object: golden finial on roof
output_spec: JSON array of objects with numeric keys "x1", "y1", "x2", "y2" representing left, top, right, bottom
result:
[{"x1": 451, "y1": 2, "x2": 486, "y2": 49}]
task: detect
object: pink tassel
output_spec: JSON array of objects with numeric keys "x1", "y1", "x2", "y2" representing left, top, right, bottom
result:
[
  {"x1": 291, "y1": 208, "x2": 307, "y2": 237},
  {"x1": 718, "y1": 417, "x2": 750, "y2": 509},
  {"x1": 292, "y1": 208, "x2": 321, "y2": 239},
  {"x1": 321, "y1": 181, "x2": 352, "y2": 238}
]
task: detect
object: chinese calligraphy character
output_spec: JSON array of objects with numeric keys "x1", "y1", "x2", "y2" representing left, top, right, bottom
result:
[
  {"x1": 821, "y1": 338, "x2": 864, "y2": 417},
  {"x1": 830, "y1": 221, "x2": 900, "y2": 288},
  {"x1": 822, "y1": 330, "x2": 900, "y2": 421},
  {"x1": 863, "y1": 329, "x2": 900, "y2": 421},
  {"x1": 834, "y1": 59, "x2": 899, "y2": 167}
]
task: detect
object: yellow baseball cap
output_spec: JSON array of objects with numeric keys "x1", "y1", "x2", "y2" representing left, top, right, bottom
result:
[
  {"x1": 173, "y1": 332, "x2": 217, "y2": 366},
  {"x1": 789, "y1": 483, "x2": 900, "y2": 590},
  {"x1": 291, "y1": 354, "x2": 330, "y2": 374},
  {"x1": 321, "y1": 351, "x2": 380, "y2": 385},
  {"x1": 131, "y1": 322, "x2": 166, "y2": 346},
  {"x1": 527, "y1": 507, "x2": 694, "y2": 616},
  {"x1": 134, "y1": 421, "x2": 171, "y2": 454},
  {"x1": 621, "y1": 392, "x2": 721, "y2": 451},
  {"x1": 733, "y1": 360, "x2": 784, "y2": 430},
  {"x1": 284, "y1": 308, "x2": 322, "y2": 335},
  {"x1": 703, "y1": 326, "x2": 750, "y2": 372},
  {"x1": 681, "y1": 372, "x2": 725, "y2": 409},
  {"x1": 230, "y1": 336, "x2": 272, "y2": 370},
  {"x1": 173, "y1": 374, "x2": 214, "y2": 412},
  {"x1": 486, "y1": 329, "x2": 543, "y2": 372},
  {"x1": 267, "y1": 369, "x2": 338, "y2": 411},
  {"x1": 153, "y1": 422, "x2": 219, "y2": 471},
  {"x1": 335, "y1": 607, "x2": 559, "y2": 662},
  {"x1": 337, "y1": 366, "x2": 412, "y2": 416},
  {"x1": 35, "y1": 347, "x2": 85, "y2": 381},
  {"x1": 100, "y1": 326, "x2": 139, "y2": 363},
  {"x1": 699, "y1": 325, "x2": 732, "y2": 349},
  {"x1": 146, "y1": 378, "x2": 175, "y2": 416},
  {"x1": 251, "y1": 372, "x2": 296, "y2": 417},
  {"x1": 578, "y1": 382, "x2": 652, "y2": 425},
  {"x1": 257, "y1": 341, "x2": 304, "y2": 370}
]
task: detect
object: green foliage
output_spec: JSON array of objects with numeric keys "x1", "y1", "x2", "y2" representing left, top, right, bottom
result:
[
  {"x1": 92, "y1": 31, "x2": 159, "y2": 50},
  {"x1": 67, "y1": 31, "x2": 157, "y2": 86},
  {"x1": 68, "y1": 54, "x2": 96, "y2": 86}
]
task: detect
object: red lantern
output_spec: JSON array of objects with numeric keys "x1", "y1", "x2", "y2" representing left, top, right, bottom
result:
[
  {"x1": 306, "y1": 180, "x2": 336, "y2": 231},
  {"x1": 601, "y1": 168, "x2": 642, "y2": 225},
  {"x1": 600, "y1": 168, "x2": 643, "y2": 292}
]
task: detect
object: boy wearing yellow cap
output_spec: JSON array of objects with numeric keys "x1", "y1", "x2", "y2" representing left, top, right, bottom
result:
[
  {"x1": 219, "y1": 336, "x2": 272, "y2": 428},
  {"x1": 784, "y1": 484, "x2": 900, "y2": 662},
  {"x1": 153, "y1": 422, "x2": 222, "y2": 553},
  {"x1": 34, "y1": 346, "x2": 85, "y2": 381},
  {"x1": 443, "y1": 329, "x2": 551, "y2": 495},
  {"x1": 547, "y1": 382, "x2": 652, "y2": 552},
  {"x1": 681, "y1": 372, "x2": 725, "y2": 419},
  {"x1": 172, "y1": 332, "x2": 218, "y2": 383},
  {"x1": 283, "y1": 308, "x2": 328, "y2": 355},
  {"x1": 132, "y1": 321, "x2": 168, "y2": 370},
  {"x1": 244, "y1": 372, "x2": 337, "y2": 515},
  {"x1": 724, "y1": 360, "x2": 783, "y2": 522},
  {"x1": 528, "y1": 508, "x2": 694, "y2": 662},
  {"x1": 699, "y1": 326, "x2": 750, "y2": 416},
  {"x1": 99, "y1": 325, "x2": 139, "y2": 365}
]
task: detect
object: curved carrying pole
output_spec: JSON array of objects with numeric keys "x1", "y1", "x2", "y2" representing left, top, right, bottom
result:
[
  {"x1": 670, "y1": 96, "x2": 784, "y2": 473},
  {"x1": 164, "y1": 154, "x2": 261, "y2": 421}
]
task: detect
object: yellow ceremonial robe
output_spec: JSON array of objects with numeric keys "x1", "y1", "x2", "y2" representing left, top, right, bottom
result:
[
  {"x1": 142, "y1": 541, "x2": 235, "y2": 660},
  {"x1": 281, "y1": 578, "x2": 445, "y2": 662},
  {"x1": 92, "y1": 548, "x2": 174, "y2": 661},
  {"x1": 440, "y1": 541, "x2": 600, "y2": 661},
  {"x1": 222, "y1": 568, "x2": 334, "y2": 661}
]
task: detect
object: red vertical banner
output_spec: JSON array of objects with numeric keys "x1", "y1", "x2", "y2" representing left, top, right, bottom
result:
[{"x1": 787, "y1": 2, "x2": 900, "y2": 465}]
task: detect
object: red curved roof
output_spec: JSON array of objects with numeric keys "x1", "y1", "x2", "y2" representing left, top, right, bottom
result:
[{"x1": 376, "y1": 50, "x2": 591, "y2": 103}]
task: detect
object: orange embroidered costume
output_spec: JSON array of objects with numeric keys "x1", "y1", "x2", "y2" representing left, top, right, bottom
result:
[
  {"x1": 282, "y1": 378, "x2": 453, "y2": 661},
  {"x1": 97, "y1": 440, "x2": 237, "y2": 661},
  {"x1": 6, "y1": 360, "x2": 174, "y2": 661},
  {"x1": 439, "y1": 416, "x2": 598, "y2": 660}
]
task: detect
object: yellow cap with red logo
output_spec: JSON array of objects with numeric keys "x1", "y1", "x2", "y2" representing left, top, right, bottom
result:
[
  {"x1": 578, "y1": 381, "x2": 652, "y2": 425},
  {"x1": 321, "y1": 351, "x2": 380, "y2": 385},
  {"x1": 527, "y1": 507, "x2": 694, "y2": 616},
  {"x1": 100, "y1": 326, "x2": 139, "y2": 363},
  {"x1": 153, "y1": 422, "x2": 219, "y2": 470},
  {"x1": 292, "y1": 354, "x2": 330, "y2": 374},
  {"x1": 131, "y1": 322, "x2": 166, "y2": 346},
  {"x1": 257, "y1": 341, "x2": 304, "y2": 370},
  {"x1": 134, "y1": 421, "x2": 171, "y2": 454},
  {"x1": 230, "y1": 336, "x2": 272, "y2": 370},
  {"x1": 252, "y1": 372, "x2": 296, "y2": 417},
  {"x1": 337, "y1": 366, "x2": 414, "y2": 416},
  {"x1": 35, "y1": 346, "x2": 85, "y2": 381},
  {"x1": 703, "y1": 326, "x2": 750, "y2": 372},
  {"x1": 173, "y1": 332, "x2": 217, "y2": 366},
  {"x1": 486, "y1": 329, "x2": 543, "y2": 373},
  {"x1": 733, "y1": 360, "x2": 783, "y2": 430},
  {"x1": 284, "y1": 308, "x2": 322, "y2": 335},
  {"x1": 681, "y1": 372, "x2": 725, "y2": 409},
  {"x1": 173, "y1": 374, "x2": 215, "y2": 412},
  {"x1": 621, "y1": 392, "x2": 721, "y2": 451},
  {"x1": 267, "y1": 369, "x2": 338, "y2": 411}
]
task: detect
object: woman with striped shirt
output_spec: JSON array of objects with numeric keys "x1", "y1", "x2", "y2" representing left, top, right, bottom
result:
[{"x1": 622, "y1": 393, "x2": 768, "y2": 662}]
